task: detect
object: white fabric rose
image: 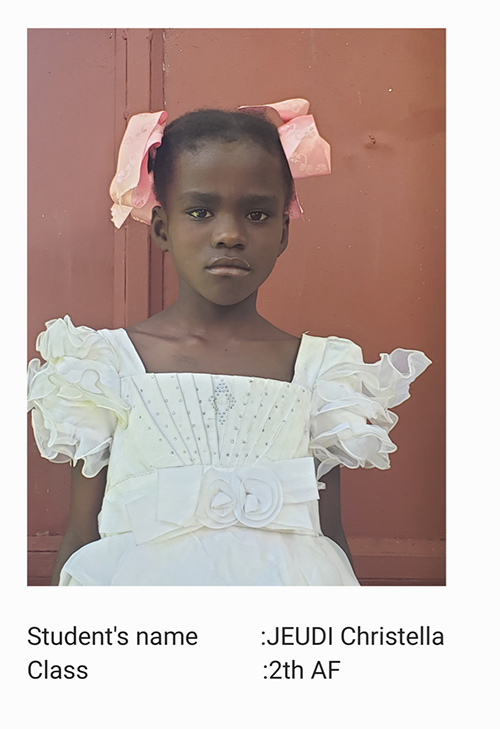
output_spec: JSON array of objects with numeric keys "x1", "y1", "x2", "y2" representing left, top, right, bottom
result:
[
  {"x1": 232, "y1": 467, "x2": 283, "y2": 528},
  {"x1": 196, "y1": 470, "x2": 239, "y2": 529},
  {"x1": 196, "y1": 466, "x2": 284, "y2": 530}
]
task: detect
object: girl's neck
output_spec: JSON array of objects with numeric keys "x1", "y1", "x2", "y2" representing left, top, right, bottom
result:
[{"x1": 162, "y1": 288, "x2": 264, "y2": 340}]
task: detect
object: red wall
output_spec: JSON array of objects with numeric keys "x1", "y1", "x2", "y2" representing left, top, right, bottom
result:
[
  {"x1": 28, "y1": 29, "x2": 445, "y2": 585},
  {"x1": 28, "y1": 30, "x2": 118, "y2": 582}
]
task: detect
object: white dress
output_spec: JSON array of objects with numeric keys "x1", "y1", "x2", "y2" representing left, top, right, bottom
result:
[{"x1": 27, "y1": 316, "x2": 431, "y2": 586}]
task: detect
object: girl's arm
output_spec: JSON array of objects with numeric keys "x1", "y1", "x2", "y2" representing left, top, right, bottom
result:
[
  {"x1": 50, "y1": 461, "x2": 107, "y2": 586},
  {"x1": 318, "y1": 466, "x2": 354, "y2": 568}
]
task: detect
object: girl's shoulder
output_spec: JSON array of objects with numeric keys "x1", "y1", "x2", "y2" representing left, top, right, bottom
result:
[
  {"x1": 32, "y1": 315, "x2": 144, "y2": 377},
  {"x1": 295, "y1": 332, "x2": 431, "y2": 394},
  {"x1": 28, "y1": 315, "x2": 135, "y2": 477},
  {"x1": 297, "y1": 333, "x2": 431, "y2": 475},
  {"x1": 294, "y1": 333, "x2": 362, "y2": 386}
]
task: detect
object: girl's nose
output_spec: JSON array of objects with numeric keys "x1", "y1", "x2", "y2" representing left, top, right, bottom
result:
[{"x1": 211, "y1": 215, "x2": 245, "y2": 248}]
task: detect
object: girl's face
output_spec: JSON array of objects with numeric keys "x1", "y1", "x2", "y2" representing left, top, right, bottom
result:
[{"x1": 152, "y1": 139, "x2": 289, "y2": 307}]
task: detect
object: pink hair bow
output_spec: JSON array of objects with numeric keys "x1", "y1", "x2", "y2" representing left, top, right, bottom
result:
[
  {"x1": 110, "y1": 111, "x2": 168, "y2": 229},
  {"x1": 239, "y1": 98, "x2": 331, "y2": 219}
]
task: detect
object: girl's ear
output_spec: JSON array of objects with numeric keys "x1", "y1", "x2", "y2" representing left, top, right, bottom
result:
[
  {"x1": 151, "y1": 206, "x2": 169, "y2": 251},
  {"x1": 278, "y1": 214, "x2": 290, "y2": 257}
]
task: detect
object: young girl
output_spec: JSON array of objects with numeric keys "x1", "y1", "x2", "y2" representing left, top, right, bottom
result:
[{"x1": 28, "y1": 99, "x2": 430, "y2": 586}]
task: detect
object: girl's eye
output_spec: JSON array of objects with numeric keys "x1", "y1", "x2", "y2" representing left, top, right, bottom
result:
[
  {"x1": 246, "y1": 211, "x2": 269, "y2": 222},
  {"x1": 189, "y1": 209, "x2": 213, "y2": 219}
]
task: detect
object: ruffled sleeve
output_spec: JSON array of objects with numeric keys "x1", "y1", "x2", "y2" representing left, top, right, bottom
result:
[
  {"x1": 305, "y1": 336, "x2": 431, "y2": 478},
  {"x1": 27, "y1": 316, "x2": 130, "y2": 478}
]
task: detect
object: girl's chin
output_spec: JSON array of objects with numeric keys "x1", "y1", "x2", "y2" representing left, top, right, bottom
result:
[
  {"x1": 198, "y1": 285, "x2": 259, "y2": 307},
  {"x1": 205, "y1": 294, "x2": 256, "y2": 307},
  {"x1": 177, "y1": 275, "x2": 268, "y2": 306}
]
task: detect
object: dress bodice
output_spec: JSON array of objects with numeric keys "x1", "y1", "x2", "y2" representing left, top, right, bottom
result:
[
  {"x1": 28, "y1": 315, "x2": 432, "y2": 481},
  {"x1": 109, "y1": 372, "x2": 311, "y2": 484},
  {"x1": 98, "y1": 372, "x2": 317, "y2": 544}
]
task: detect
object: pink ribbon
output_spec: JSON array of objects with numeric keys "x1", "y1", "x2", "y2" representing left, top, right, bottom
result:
[
  {"x1": 110, "y1": 111, "x2": 168, "y2": 228},
  {"x1": 239, "y1": 98, "x2": 331, "y2": 219},
  {"x1": 110, "y1": 99, "x2": 330, "y2": 228}
]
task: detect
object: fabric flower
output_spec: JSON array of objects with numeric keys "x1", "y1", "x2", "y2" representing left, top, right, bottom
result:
[
  {"x1": 232, "y1": 467, "x2": 283, "y2": 528},
  {"x1": 196, "y1": 469, "x2": 239, "y2": 529},
  {"x1": 196, "y1": 466, "x2": 284, "y2": 529}
]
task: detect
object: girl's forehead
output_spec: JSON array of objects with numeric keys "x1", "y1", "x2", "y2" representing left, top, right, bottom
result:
[
  {"x1": 174, "y1": 139, "x2": 283, "y2": 182},
  {"x1": 163, "y1": 139, "x2": 288, "y2": 208}
]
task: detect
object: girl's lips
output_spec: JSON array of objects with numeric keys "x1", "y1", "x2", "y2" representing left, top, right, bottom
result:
[
  {"x1": 205, "y1": 256, "x2": 252, "y2": 277},
  {"x1": 206, "y1": 266, "x2": 251, "y2": 277}
]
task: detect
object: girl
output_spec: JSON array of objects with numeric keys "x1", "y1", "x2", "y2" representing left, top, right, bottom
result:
[{"x1": 28, "y1": 99, "x2": 430, "y2": 586}]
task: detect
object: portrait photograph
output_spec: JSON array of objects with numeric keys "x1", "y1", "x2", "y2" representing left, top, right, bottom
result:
[{"x1": 27, "y1": 28, "x2": 445, "y2": 587}]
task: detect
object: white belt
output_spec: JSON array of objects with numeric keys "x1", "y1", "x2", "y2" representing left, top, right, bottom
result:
[{"x1": 99, "y1": 458, "x2": 321, "y2": 544}]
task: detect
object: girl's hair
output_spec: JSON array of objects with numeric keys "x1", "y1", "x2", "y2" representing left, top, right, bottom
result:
[{"x1": 152, "y1": 109, "x2": 294, "y2": 212}]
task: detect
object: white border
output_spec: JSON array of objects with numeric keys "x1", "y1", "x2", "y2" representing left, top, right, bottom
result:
[{"x1": 4, "y1": 5, "x2": 498, "y2": 724}]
